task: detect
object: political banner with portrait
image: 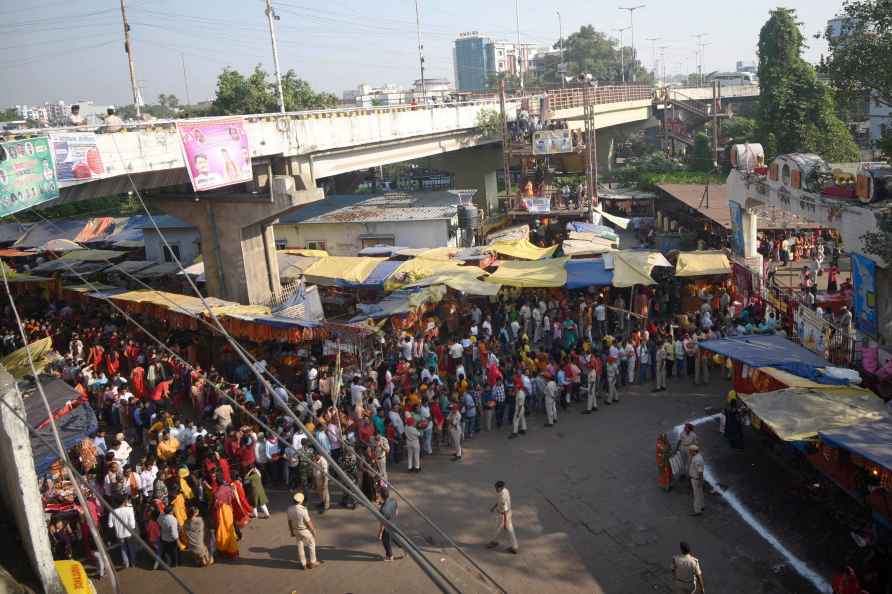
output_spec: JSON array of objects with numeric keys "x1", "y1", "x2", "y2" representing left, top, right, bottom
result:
[
  {"x1": 49, "y1": 132, "x2": 105, "y2": 182},
  {"x1": 532, "y1": 130, "x2": 572, "y2": 155},
  {"x1": 0, "y1": 137, "x2": 59, "y2": 218},
  {"x1": 729, "y1": 201, "x2": 745, "y2": 257},
  {"x1": 851, "y1": 253, "x2": 878, "y2": 336},
  {"x1": 176, "y1": 117, "x2": 252, "y2": 192},
  {"x1": 795, "y1": 305, "x2": 831, "y2": 357}
]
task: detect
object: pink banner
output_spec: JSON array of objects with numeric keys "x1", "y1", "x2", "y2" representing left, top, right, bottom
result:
[{"x1": 176, "y1": 118, "x2": 252, "y2": 192}]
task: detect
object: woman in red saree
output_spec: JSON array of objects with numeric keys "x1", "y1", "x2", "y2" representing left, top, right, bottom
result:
[
  {"x1": 656, "y1": 433, "x2": 673, "y2": 491},
  {"x1": 229, "y1": 471, "x2": 253, "y2": 528},
  {"x1": 105, "y1": 351, "x2": 121, "y2": 378},
  {"x1": 212, "y1": 479, "x2": 240, "y2": 558},
  {"x1": 130, "y1": 366, "x2": 146, "y2": 400}
]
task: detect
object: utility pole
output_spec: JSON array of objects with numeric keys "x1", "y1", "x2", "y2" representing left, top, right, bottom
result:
[
  {"x1": 265, "y1": 0, "x2": 286, "y2": 114},
  {"x1": 645, "y1": 36, "x2": 660, "y2": 80},
  {"x1": 414, "y1": 0, "x2": 427, "y2": 102},
  {"x1": 614, "y1": 27, "x2": 630, "y2": 83},
  {"x1": 499, "y1": 79, "x2": 512, "y2": 213},
  {"x1": 557, "y1": 10, "x2": 565, "y2": 88},
  {"x1": 118, "y1": 0, "x2": 140, "y2": 118},
  {"x1": 619, "y1": 4, "x2": 645, "y2": 82},
  {"x1": 658, "y1": 45, "x2": 669, "y2": 86},
  {"x1": 712, "y1": 79, "x2": 721, "y2": 168},
  {"x1": 515, "y1": 0, "x2": 524, "y2": 92},
  {"x1": 180, "y1": 53, "x2": 191, "y2": 106},
  {"x1": 694, "y1": 33, "x2": 708, "y2": 87},
  {"x1": 583, "y1": 85, "x2": 598, "y2": 219}
]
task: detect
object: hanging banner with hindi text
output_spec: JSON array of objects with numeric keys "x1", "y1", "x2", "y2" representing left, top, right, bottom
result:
[
  {"x1": 176, "y1": 117, "x2": 252, "y2": 192},
  {"x1": 0, "y1": 137, "x2": 59, "y2": 218}
]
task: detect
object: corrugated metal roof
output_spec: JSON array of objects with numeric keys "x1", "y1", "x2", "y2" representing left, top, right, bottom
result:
[{"x1": 278, "y1": 191, "x2": 465, "y2": 225}]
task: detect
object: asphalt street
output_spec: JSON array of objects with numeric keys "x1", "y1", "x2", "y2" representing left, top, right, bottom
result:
[{"x1": 99, "y1": 374, "x2": 834, "y2": 594}]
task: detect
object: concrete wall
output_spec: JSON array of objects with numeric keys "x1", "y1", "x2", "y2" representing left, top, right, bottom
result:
[
  {"x1": 274, "y1": 219, "x2": 455, "y2": 256},
  {"x1": 143, "y1": 227, "x2": 200, "y2": 264},
  {"x1": 0, "y1": 368, "x2": 63, "y2": 594}
]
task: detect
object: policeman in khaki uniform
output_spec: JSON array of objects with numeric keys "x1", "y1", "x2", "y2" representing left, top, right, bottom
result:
[
  {"x1": 486, "y1": 480, "x2": 518, "y2": 553},
  {"x1": 688, "y1": 444, "x2": 706, "y2": 515},
  {"x1": 508, "y1": 388, "x2": 527, "y2": 438},
  {"x1": 671, "y1": 541, "x2": 705, "y2": 593},
  {"x1": 287, "y1": 492, "x2": 321, "y2": 570}
]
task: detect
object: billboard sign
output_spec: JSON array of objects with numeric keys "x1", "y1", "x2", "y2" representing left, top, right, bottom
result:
[
  {"x1": 0, "y1": 137, "x2": 59, "y2": 218},
  {"x1": 176, "y1": 117, "x2": 252, "y2": 192},
  {"x1": 729, "y1": 201, "x2": 745, "y2": 257},
  {"x1": 50, "y1": 132, "x2": 105, "y2": 182},
  {"x1": 532, "y1": 130, "x2": 573, "y2": 155}
]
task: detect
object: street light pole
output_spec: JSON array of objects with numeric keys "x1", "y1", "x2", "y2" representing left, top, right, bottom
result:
[
  {"x1": 619, "y1": 4, "x2": 645, "y2": 82},
  {"x1": 557, "y1": 10, "x2": 564, "y2": 88},
  {"x1": 694, "y1": 33, "x2": 708, "y2": 87},
  {"x1": 265, "y1": 0, "x2": 286, "y2": 113},
  {"x1": 614, "y1": 27, "x2": 629, "y2": 84},
  {"x1": 514, "y1": 0, "x2": 524, "y2": 92},
  {"x1": 645, "y1": 36, "x2": 660, "y2": 80},
  {"x1": 119, "y1": 0, "x2": 141, "y2": 118}
]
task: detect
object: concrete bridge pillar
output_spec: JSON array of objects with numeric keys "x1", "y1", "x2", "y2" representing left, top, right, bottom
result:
[
  {"x1": 153, "y1": 156, "x2": 323, "y2": 305},
  {"x1": 426, "y1": 145, "x2": 502, "y2": 213}
]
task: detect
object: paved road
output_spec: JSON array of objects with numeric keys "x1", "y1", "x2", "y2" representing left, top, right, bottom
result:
[{"x1": 98, "y1": 375, "x2": 832, "y2": 594}]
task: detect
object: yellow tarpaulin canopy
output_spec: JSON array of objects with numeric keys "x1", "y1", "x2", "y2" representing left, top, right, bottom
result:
[
  {"x1": 59, "y1": 249, "x2": 126, "y2": 262},
  {"x1": 1, "y1": 337, "x2": 54, "y2": 379},
  {"x1": 406, "y1": 269, "x2": 500, "y2": 296},
  {"x1": 109, "y1": 289, "x2": 239, "y2": 316},
  {"x1": 610, "y1": 251, "x2": 670, "y2": 287},
  {"x1": 486, "y1": 257, "x2": 568, "y2": 288},
  {"x1": 384, "y1": 258, "x2": 467, "y2": 291},
  {"x1": 674, "y1": 251, "x2": 731, "y2": 277},
  {"x1": 562, "y1": 239, "x2": 615, "y2": 256},
  {"x1": 739, "y1": 387, "x2": 886, "y2": 441},
  {"x1": 416, "y1": 247, "x2": 456, "y2": 261},
  {"x1": 281, "y1": 248, "x2": 329, "y2": 258},
  {"x1": 303, "y1": 256, "x2": 385, "y2": 285},
  {"x1": 490, "y1": 238, "x2": 558, "y2": 260},
  {"x1": 594, "y1": 207, "x2": 630, "y2": 229}
]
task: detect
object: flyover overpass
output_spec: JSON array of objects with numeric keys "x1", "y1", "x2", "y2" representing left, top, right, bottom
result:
[{"x1": 10, "y1": 85, "x2": 734, "y2": 304}]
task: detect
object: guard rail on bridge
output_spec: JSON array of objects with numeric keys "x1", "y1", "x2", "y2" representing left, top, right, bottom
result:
[{"x1": 545, "y1": 85, "x2": 655, "y2": 112}]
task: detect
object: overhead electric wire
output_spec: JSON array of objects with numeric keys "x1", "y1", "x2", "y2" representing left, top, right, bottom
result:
[
  {"x1": 0, "y1": 304, "x2": 196, "y2": 594},
  {"x1": 1, "y1": 259, "x2": 122, "y2": 594},
  {"x1": 11, "y1": 207, "x2": 462, "y2": 594},
  {"x1": 15, "y1": 204, "x2": 504, "y2": 594}
]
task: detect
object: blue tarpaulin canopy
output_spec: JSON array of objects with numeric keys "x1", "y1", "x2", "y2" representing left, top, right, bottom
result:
[
  {"x1": 565, "y1": 259, "x2": 613, "y2": 289},
  {"x1": 567, "y1": 222, "x2": 620, "y2": 242},
  {"x1": 698, "y1": 334, "x2": 847, "y2": 384},
  {"x1": 351, "y1": 259, "x2": 403, "y2": 289},
  {"x1": 820, "y1": 418, "x2": 892, "y2": 471}
]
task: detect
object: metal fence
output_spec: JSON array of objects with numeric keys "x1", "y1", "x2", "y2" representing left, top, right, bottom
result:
[{"x1": 545, "y1": 85, "x2": 655, "y2": 111}]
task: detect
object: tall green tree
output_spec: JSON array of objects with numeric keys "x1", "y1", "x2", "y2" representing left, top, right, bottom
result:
[
  {"x1": 212, "y1": 65, "x2": 336, "y2": 115},
  {"x1": 0, "y1": 107, "x2": 20, "y2": 122},
  {"x1": 757, "y1": 8, "x2": 860, "y2": 161},
  {"x1": 821, "y1": 0, "x2": 892, "y2": 108},
  {"x1": 533, "y1": 25, "x2": 652, "y2": 86},
  {"x1": 690, "y1": 132, "x2": 713, "y2": 171}
]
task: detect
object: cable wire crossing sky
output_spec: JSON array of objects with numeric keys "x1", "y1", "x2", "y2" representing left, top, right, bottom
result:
[{"x1": 2, "y1": 0, "x2": 842, "y2": 106}]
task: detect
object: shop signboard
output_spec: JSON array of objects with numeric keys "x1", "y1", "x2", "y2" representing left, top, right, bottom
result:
[
  {"x1": 532, "y1": 130, "x2": 572, "y2": 155},
  {"x1": 0, "y1": 137, "x2": 59, "y2": 218},
  {"x1": 176, "y1": 117, "x2": 252, "y2": 192},
  {"x1": 851, "y1": 253, "x2": 878, "y2": 335},
  {"x1": 520, "y1": 197, "x2": 551, "y2": 213},
  {"x1": 49, "y1": 132, "x2": 105, "y2": 182}
]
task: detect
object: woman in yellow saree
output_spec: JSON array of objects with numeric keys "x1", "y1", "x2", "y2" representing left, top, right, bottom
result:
[{"x1": 213, "y1": 478, "x2": 240, "y2": 558}]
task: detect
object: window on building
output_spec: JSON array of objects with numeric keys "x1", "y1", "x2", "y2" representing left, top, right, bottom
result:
[
  {"x1": 305, "y1": 240, "x2": 326, "y2": 251},
  {"x1": 163, "y1": 244, "x2": 180, "y2": 263},
  {"x1": 360, "y1": 236, "x2": 395, "y2": 249}
]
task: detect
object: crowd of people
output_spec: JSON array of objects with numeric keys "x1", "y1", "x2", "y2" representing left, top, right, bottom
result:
[{"x1": 1, "y1": 271, "x2": 787, "y2": 579}]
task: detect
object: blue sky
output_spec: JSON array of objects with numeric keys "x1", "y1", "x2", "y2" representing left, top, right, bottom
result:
[{"x1": 1, "y1": 0, "x2": 843, "y2": 107}]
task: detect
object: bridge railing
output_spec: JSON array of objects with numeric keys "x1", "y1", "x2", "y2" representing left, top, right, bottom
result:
[
  {"x1": 545, "y1": 85, "x2": 655, "y2": 112},
  {"x1": 2, "y1": 95, "x2": 535, "y2": 140}
]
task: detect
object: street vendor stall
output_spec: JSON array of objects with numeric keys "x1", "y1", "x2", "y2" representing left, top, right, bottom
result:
[{"x1": 699, "y1": 334, "x2": 852, "y2": 394}]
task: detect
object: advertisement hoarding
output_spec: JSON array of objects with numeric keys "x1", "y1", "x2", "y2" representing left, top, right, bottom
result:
[
  {"x1": 176, "y1": 117, "x2": 252, "y2": 192},
  {"x1": 0, "y1": 137, "x2": 59, "y2": 218}
]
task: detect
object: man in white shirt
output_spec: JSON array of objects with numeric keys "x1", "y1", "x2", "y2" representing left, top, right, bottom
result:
[
  {"x1": 350, "y1": 378, "x2": 367, "y2": 411},
  {"x1": 108, "y1": 497, "x2": 138, "y2": 568},
  {"x1": 594, "y1": 301, "x2": 607, "y2": 337}
]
